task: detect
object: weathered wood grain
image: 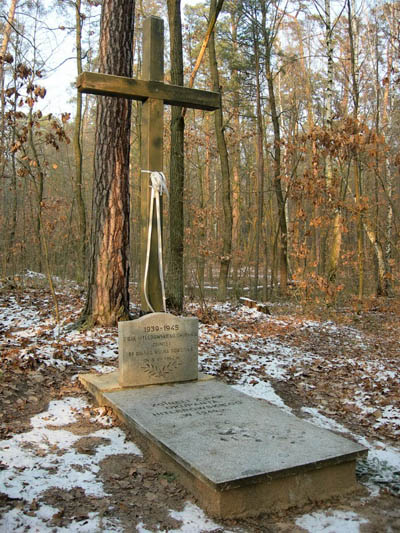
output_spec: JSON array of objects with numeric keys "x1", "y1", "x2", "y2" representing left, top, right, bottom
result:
[{"x1": 76, "y1": 71, "x2": 220, "y2": 111}]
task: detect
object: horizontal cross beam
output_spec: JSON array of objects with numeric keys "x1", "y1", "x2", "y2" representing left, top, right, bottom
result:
[{"x1": 76, "y1": 72, "x2": 220, "y2": 111}]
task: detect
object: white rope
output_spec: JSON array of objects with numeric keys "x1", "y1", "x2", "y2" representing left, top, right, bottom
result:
[{"x1": 142, "y1": 170, "x2": 168, "y2": 313}]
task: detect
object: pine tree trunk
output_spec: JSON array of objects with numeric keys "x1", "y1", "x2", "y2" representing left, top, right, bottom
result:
[
  {"x1": 166, "y1": 0, "x2": 185, "y2": 313},
  {"x1": 81, "y1": 0, "x2": 135, "y2": 327},
  {"x1": 0, "y1": 0, "x2": 17, "y2": 81}
]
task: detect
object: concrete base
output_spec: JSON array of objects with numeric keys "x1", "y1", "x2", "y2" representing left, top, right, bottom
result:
[{"x1": 79, "y1": 372, "x2": 367, "y2": 518}]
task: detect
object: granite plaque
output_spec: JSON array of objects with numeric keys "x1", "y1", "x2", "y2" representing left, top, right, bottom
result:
[
  {"x1": 80, "y1": 374, "x2": 368, "y2": 516},
  {"x1": 118, "y1": 313, "x2": 198, "y2": 387},
  {"x1": 104, "y1": 379, "x2": 367, "y2": 489}
]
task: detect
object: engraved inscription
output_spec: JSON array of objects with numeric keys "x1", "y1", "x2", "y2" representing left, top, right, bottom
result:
[
  {"x1": 151, "y1": 394, "x2": 244, "y2": 418},
  {"x1": 124, "y1": 328, "x2": 194, "y2": 378},
  {"x1": 118, "y1": 313, "x2": 198, "y2": 387}
]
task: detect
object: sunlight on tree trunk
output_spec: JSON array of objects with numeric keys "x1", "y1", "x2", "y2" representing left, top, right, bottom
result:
[{"x1": 81, "y1": 0, "x2": 135, "y2": 327}]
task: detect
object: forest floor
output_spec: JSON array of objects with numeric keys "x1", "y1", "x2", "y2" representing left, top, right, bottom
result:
[{"x1": 0, "y1": 272, "x2": 399, "y2": 532}]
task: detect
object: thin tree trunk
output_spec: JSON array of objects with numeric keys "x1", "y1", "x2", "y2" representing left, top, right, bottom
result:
[
  {"x1": 6, "y1": 83, "x2": 18, "y2": 272},
  {"x1": 253, "y1": 28, "x2": 264, "y2": 300},
  {"x1": 230, "y1": 11, "x2": 241, "y2": 287},
  {"x1": 206, "y1": 115, "x2": 214, "y2": 288},
  {"x1": 197, "y1": 166, "x2": 206, "y2": 295},
  {"x1": 166, "y1": 0, "x2": 185, "y2": 312},
  {"x1": 209, "y1": 0, "x2": 232, "y2": 301},
  {"x1": 73, "y1": 0, "x2": 87, "y2": 279},
  {"x1": 294, "y1": 16, "x2": 319, "y2": 273},
  {"x1": 264, "y1": 45, "x2": 287, "y2": 293},
  {"x1": 25, "y1": 106, "x2": 59, "y2": 320},
  {"x1": 0, "y1": 0, "x2": 18, "y2": 175},
  {"x1": 323, "y1": 0, "x2": 341, "y2": 285},
  {"x1": 186, "y1": 0, "x2": 224, "y2": 92},
  {"x1": 0, "y1": 0, "x2": 18, "y2": 82},
  {"x1": 347, "y1": 0, "x2": 365, "y2": 300},
  {"x1": 382, "y1": 9, "x2": 394, "y2": 296},
  {"x1": 27, "y1": 106, "x2": 44, "y2": 272},
  {"x1": 260, "y1": 1, "x2": 288, "y2": 293},
  {"x1": 0, "y1": 0, "x2": 17, "y2": 100},
  {"x1": 362, "y1": 217, "x2": 390, "y2": 297}
]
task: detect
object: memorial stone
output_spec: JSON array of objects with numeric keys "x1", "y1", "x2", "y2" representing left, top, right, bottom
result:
[{"x1": 118, "y1": 313, "x2": 198, "y2": 387}]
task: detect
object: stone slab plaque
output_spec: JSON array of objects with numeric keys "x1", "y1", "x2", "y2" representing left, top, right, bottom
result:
[
  {"x1": 79, "y1": 375, "x2": 368, "y2": 517},
  {"x1": 118, "y1": 312, "x2": 198, "y2": 387},
  {"x1": 104, "y1": 379, "x2": 367, "y2": 488}
]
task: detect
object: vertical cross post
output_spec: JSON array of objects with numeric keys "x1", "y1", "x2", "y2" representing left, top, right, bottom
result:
[
  {"x1": 76, "y1": 16, "x2": 220, "y2": 315},
  {"x1": 140, "y1": 16, "x2": 164, "y2": 312}
]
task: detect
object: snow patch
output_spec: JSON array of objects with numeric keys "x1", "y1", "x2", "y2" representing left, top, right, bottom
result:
[
  {"x1": 302, "y1": 406, "x2": 400, "y2": 496},
  {"x1": 296, "y1": 510, "x2": 368, "y2": 532},
  {"x1": 233, "y1": 380, "x2": 292, "y2": 414},
  {"x1": 0, "y1": 398, "x2": 141, "y2": 531},
  {"x1": 302, "y1": 406, "x2": 351, "y2": 435},
  {"x1": 0, "y1": 506, "x2": 123, "y2": 533}
]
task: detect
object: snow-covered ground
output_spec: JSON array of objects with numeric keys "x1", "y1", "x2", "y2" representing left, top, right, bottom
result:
[
  {"x1": 0, "y1": 398, "x2": 137, "y2": 532},
  {"x1": 1, "y1": 276, "x2": 399, "y2": 531}
]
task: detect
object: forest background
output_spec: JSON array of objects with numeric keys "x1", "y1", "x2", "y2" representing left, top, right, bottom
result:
[{"x1": 0, "y1": 0, "x2": 399, "y2": 313}]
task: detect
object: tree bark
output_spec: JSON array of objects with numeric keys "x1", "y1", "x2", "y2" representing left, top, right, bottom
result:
[
  {"x1": 0, "y1": 0, "x2": 17, "y2": 82},
  {"x1": 0, "y1": 0, "x2": 18, "y2": 174},
  {"x1": 362, "y1": 218, "x2": 390, "y2": 297},
  {"x1": 81, "y1": 0, "x2": 135, "y2": 327},
  {"x1": 27, "y1": 107, "x2": 44, "y2": 272},
  {"x1": 381, "y1": 5, "x2": 394, "y2": 296},
  {"x1": 323, "y1": 0, "x2": 339, "y2": 285},
  {"x1": 347, "y1": 0, "x2": 364, "y2": 300},
  {"x1": 209, "y1": 0, "x2": 232, "y2": 301},
  {"x1": 73, "y1": 0, "x2": 87, "y2": 280},
  {"x1": 5, "y1": 76, "x2": 18, "y2": 272},
  {"x1": 252, "y1": 23, "x2": 264, "y2": 301},
  {"x1": 166, "y1": 0, "x2": 185, "y2": 313},
  {"x1": 263, "y1": 33, "x2": 288, "y2": 293},
  {"x1": 230, "y1": 10, "x2": 241, "y2": 288}
]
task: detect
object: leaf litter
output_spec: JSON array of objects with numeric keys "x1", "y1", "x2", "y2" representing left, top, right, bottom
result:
[{"x1": 0, "y1": 273, "x2": 399, "y2": 531}]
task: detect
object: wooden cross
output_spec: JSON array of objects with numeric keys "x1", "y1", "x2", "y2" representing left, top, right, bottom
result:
[{"x1": 77, "y1": 16, "x2": 220, "y2": 312}]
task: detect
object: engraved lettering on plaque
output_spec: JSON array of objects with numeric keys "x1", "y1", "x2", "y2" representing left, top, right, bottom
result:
[{"x1": 118, "y1": 313, "x2": 198, "y2": 387}]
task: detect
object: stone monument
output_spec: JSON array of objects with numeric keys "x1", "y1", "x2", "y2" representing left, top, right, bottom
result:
[{"x1": 118, "y1": 313, "x2": 198, "y2": 387}]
